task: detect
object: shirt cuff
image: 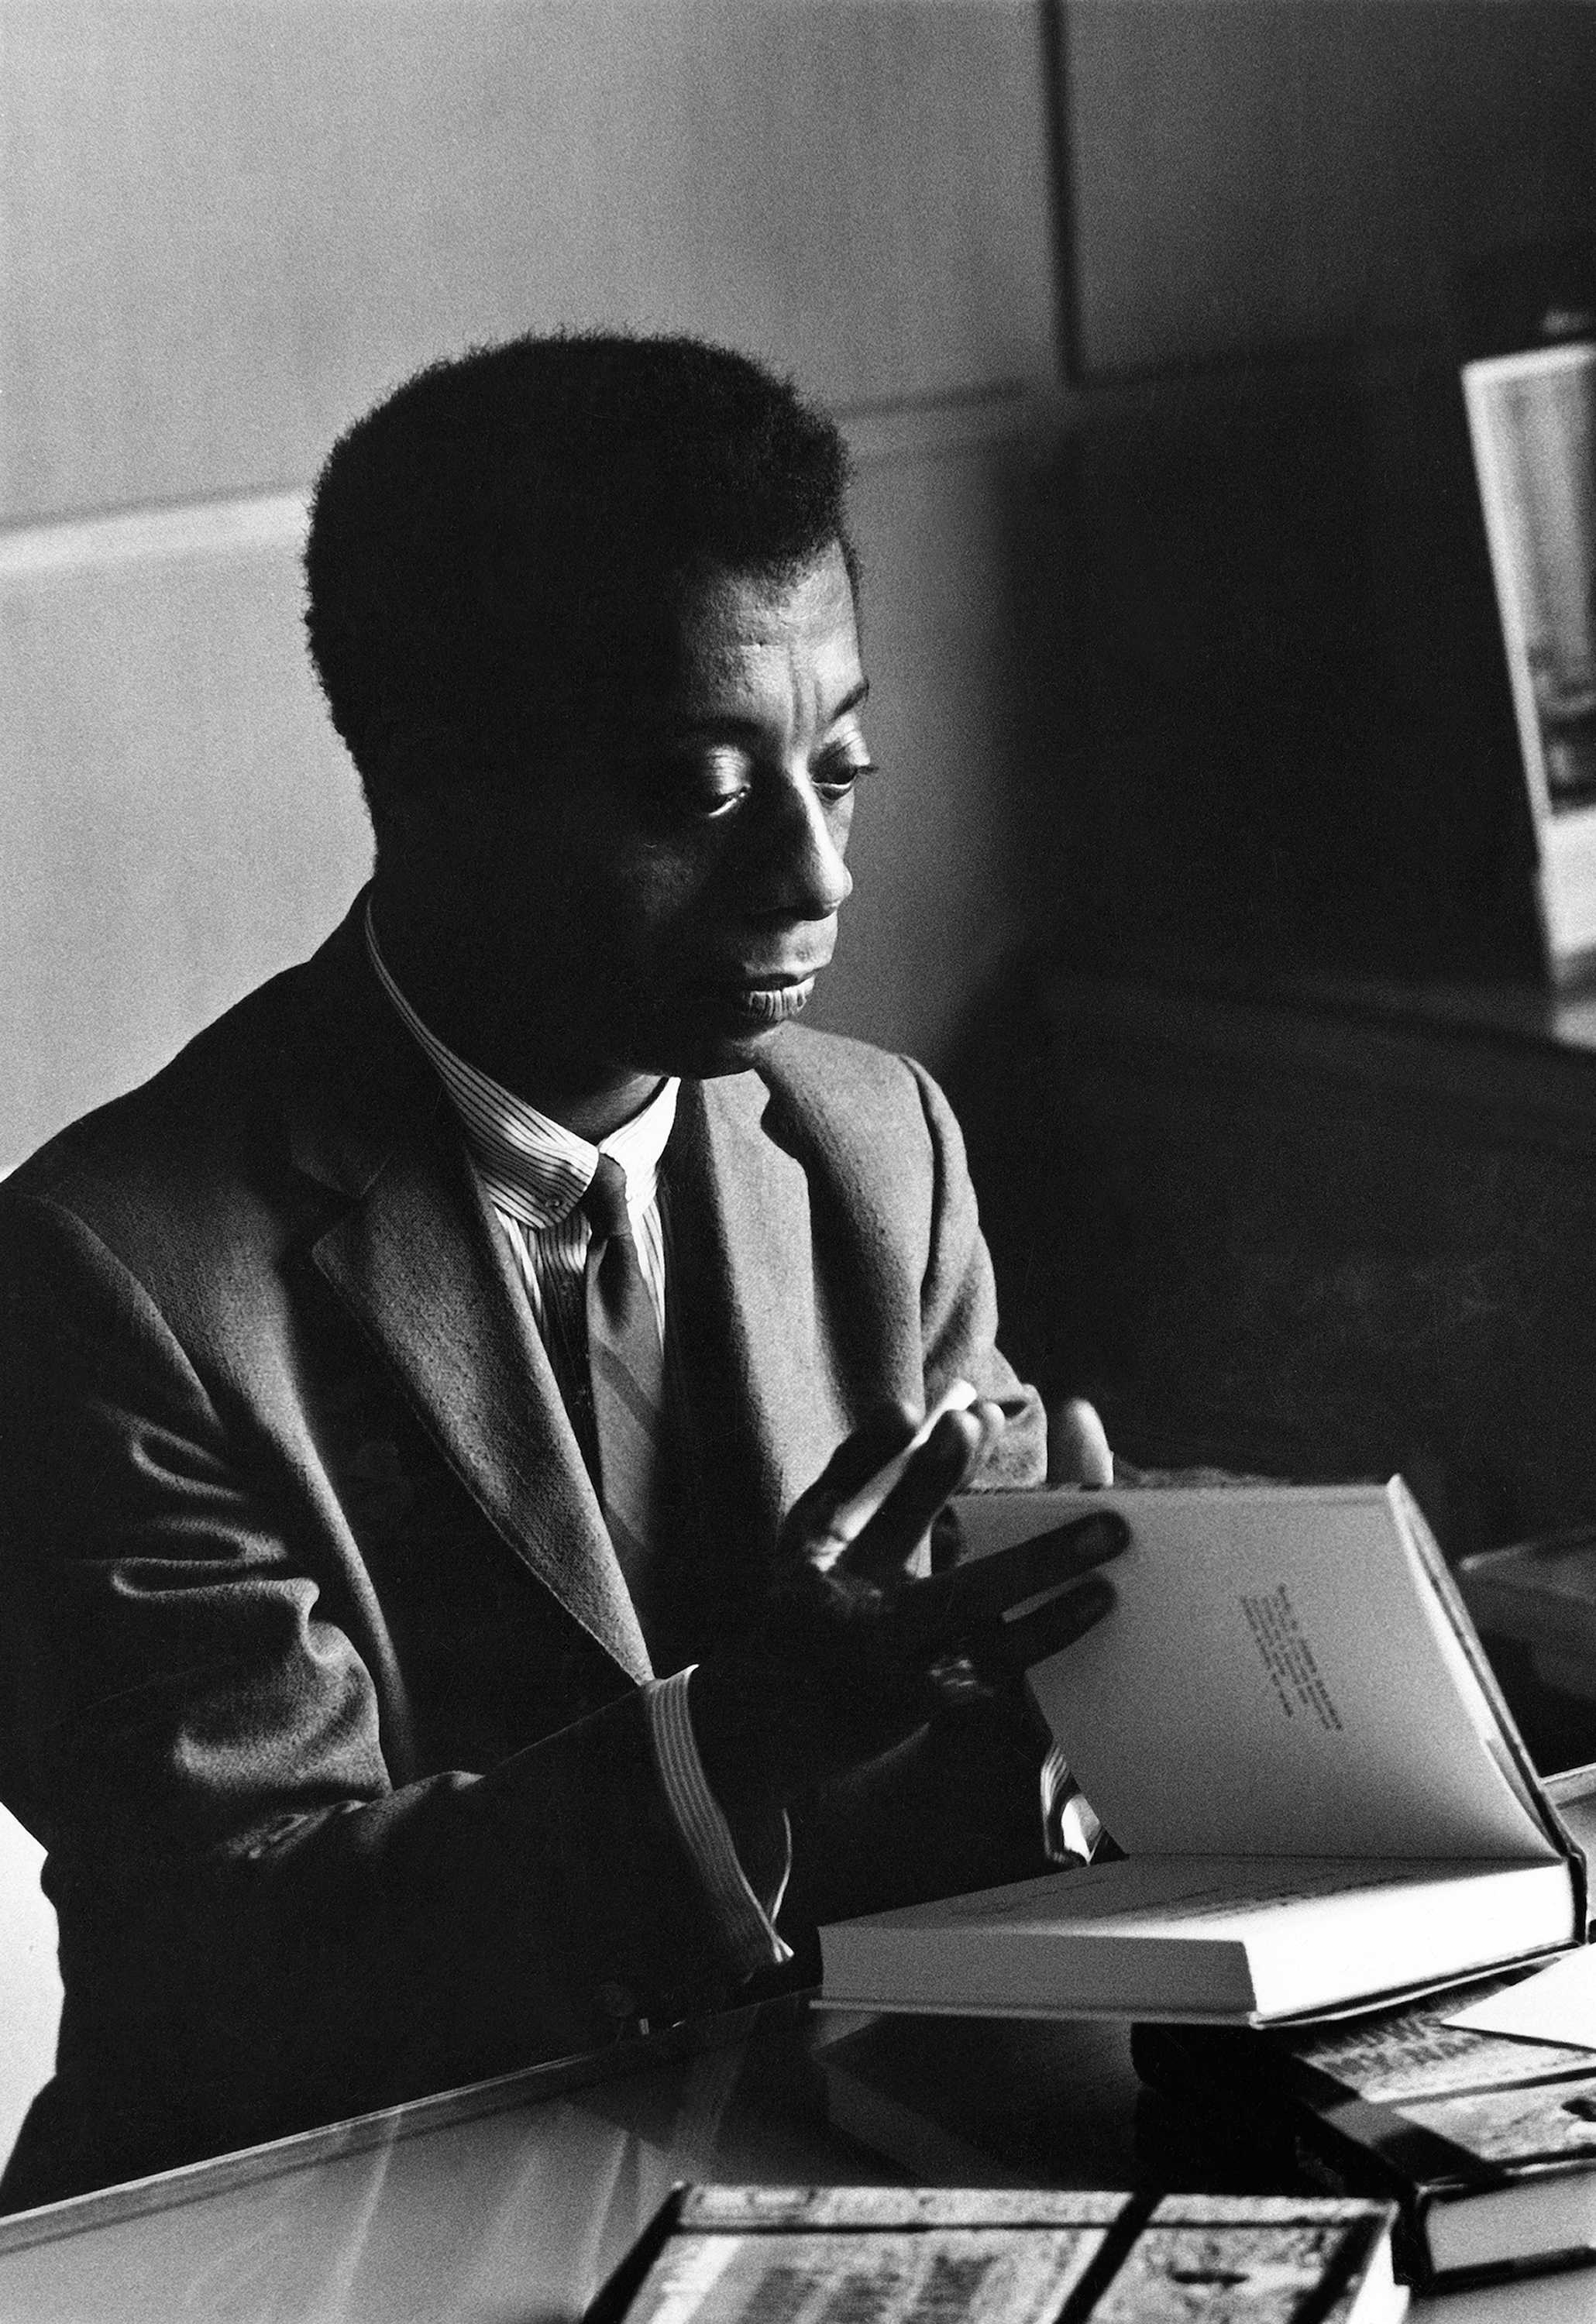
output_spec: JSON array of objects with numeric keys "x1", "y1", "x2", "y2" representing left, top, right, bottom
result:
[
  {"x1": 1041, "y1": 1742, "x2": 1102, "y2": 1865},
  {"x1": 645, "y1": 1668, "x2": 793, "y2": 1978}
]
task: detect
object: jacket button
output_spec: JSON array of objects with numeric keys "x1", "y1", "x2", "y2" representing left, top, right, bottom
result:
[{"x1": 597, "y1": 1982, "x2": 637, "y2": 2021}]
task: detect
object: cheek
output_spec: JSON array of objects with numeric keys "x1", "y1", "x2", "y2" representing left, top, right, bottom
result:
[{"x1": 585, "y1": 846, "x2": 714, "y2": 975}]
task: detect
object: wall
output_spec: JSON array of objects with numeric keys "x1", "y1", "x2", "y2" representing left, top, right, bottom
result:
[
  {"x1": 0, "y1": 0, "x2": 1059, "y2": 1170},
  {"x1": 1064, "y1": 0, "x2": 1596, "y2": 379}
]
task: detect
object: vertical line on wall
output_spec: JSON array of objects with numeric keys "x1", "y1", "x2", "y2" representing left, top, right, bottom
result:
[{"x1": 1041, "y1": 0, "x2": 1085, "y2": 387}]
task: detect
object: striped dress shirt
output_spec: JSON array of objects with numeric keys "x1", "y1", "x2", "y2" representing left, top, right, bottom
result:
[{"x1": 365, "y1": 904, "x2": 789, "y2": 1979}]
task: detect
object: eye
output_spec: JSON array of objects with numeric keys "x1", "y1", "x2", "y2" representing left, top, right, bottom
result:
[
  {"x1": 813, "y1": 713, "x2": 878, "y2": 802},
  {"x1": 648, "y1": 747, "x2": 755, "y2": 823}
]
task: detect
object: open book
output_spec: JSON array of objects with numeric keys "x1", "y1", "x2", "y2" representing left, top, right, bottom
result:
[{"x1": 820, "y1": 1481, "x2": 1591, "y2": 2026}]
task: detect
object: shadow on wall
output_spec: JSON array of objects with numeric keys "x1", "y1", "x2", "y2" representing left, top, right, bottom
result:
[
  {"x1": 1010, "y1": 363, "x2": 1542, "y2": 994},
  {"x1": 946, "y1": 944, "x2": 1596, "y2": 1565}
]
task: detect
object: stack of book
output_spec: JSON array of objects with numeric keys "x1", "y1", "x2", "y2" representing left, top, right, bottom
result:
[
  {"x1": 1132, "y1": 1975, "x2": 1596, "y2": 2293},
  {"x1": 813, "y1": 1479, "x2": 1596, "y2": 2298}
]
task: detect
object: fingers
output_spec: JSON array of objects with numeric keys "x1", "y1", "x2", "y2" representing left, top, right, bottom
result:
[
  {"x1": 782, "y1": 1390, "x2": 1009, "y2": 1587},
  {"x1": 1047, "y1": 1397, "x2": 1114, "y2": 1487},
  {"x1": 779, "y1": 1401, "x2": 921, "y2": 1569},
  {"x1": 811, "y1": 1402, "x2": 922, "y2": 1504},
  {"x1": 977, "y1": 1510, "x2": 1130, "y2": 1605},
  {"x1": 969, "y1": 1569, "x2": 1116, "y2": 1673},
  {"x1": 895, "y1": 1510, "x2": 1129, "y2": 1652},
  {"x1": 838, "y1": 1405, "x2": 990, "y2": 1590}
]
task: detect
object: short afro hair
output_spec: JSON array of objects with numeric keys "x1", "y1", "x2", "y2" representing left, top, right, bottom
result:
[{"x1": 303, "y1": 331, "x2": 856, "y2": 820}]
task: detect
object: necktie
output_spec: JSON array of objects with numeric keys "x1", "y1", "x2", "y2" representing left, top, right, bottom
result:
[{"x1": 580, "y1": 1154, "x2": 664, "y2": 1591}]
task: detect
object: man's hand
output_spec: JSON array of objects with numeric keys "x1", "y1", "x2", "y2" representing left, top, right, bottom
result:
[
  {"x1": 690, "y1": 1394, "x2": 1126, "y2": 1824},
  {"x1": 1047, "y1": 1396, "x2": 1115, "y2": 1486}
]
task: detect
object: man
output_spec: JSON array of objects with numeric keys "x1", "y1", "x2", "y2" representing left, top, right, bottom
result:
[{"x1": 0, "y1": 334, "x2": 1120, "y2": 2208}]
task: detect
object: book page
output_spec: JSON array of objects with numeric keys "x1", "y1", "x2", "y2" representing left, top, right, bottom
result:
[
  {"x1": 1388, "y1": 1483, "x2": 1556, "y2": 1845},
  {"x1": 893, "y1": 1854, "x2": 1537, "y2": 1940},
  {"x1": 953, "y1": 1484, "x2": 1557, "y2": 1862},
  {"x1": 1443, "y1": 1949, "x2": 1596, "y2": 2051}
]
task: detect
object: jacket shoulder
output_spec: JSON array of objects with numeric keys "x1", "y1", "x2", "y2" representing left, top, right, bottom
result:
[
  {"x1": 755, "y1": 1025, "x2": 929, "y2": 1126},
  {"x1": 715, "y1": 1028, "x2": 958, "y2": 1238},
  {"x1": 755, "y1": 1023, "x2": 965, "y2": 1173}
]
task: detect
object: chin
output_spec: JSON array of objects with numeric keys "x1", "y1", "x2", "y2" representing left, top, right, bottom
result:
[
  {"x1": 667, "y1": 1023, "x2": 789, "y2": 1081},
  {"x1": 635, "y1": 987, "x2": 815, "y2": 1081}
]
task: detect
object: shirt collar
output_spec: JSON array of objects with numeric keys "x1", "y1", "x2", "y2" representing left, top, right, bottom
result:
[{"x1": 363, "y1": 898, "x2": 679, "y2": 1232}]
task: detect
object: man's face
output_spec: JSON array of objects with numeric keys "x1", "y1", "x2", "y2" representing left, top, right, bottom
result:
[{"x1": 401, "y1": 541, "x2": 871, "y2": 1111}]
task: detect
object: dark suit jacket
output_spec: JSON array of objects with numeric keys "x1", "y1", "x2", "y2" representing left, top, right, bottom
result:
[{"x1": 0, "y1": 896, "x2": 1043, "y2": 2205}]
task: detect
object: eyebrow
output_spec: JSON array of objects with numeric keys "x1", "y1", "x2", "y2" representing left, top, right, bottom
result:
[{"x1": 659, "y1": 676, "x2": 871, "y2": 745}]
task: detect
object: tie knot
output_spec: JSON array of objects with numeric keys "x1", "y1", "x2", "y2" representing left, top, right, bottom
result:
[{"x1": 581, "y1": 1153, "x2": 631, "y2": 1244}]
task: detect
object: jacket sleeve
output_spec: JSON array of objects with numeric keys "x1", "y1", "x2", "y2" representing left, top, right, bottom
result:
[
  {"x1": 903, "y1": 1056, "x2": 1047, "y2": 1489},
  {"x1": 0, "y1": 1189, "x2": 752, "y2": 2188}
]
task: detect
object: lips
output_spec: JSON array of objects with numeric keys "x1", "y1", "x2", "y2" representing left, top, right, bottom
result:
[
  {"x1": 701, "y1": 968, "x2": 820, "y2": 1029},
  {"x1": 718, "y1": 974, "x2": 816, "y2": 1026}
]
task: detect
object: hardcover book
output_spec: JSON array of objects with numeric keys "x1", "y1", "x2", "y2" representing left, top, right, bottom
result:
[
  {"x1": 583, "y1": 2184, "x2": 1405, "y2": 2324},
  {"x1": 820, "y1": 1482, "x2": 1591, "y2": 2026},
  {"x1": 1132, "y1": 1973, "x2": 1596, "y2": 2287}
]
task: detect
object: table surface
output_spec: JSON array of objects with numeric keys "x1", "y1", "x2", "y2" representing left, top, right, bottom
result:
[{"x1": 0, "y1": 2003, "x2": 1586, "y2": 2324}]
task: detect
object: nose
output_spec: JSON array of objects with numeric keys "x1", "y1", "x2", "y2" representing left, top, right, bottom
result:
[{"x1": 752, "y1": 772, "x2": 854, "y2": 922}]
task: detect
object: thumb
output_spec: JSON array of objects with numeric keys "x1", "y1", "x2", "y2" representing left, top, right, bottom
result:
[{"x1": 1047, "y1": 1397, "x2": 1114, "y2": 1487}]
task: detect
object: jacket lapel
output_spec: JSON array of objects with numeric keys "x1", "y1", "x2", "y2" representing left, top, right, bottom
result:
[
  {"x1": 280, "y1": 899, "x2": 653, "y2": 1686},
  {"x1": 666, "y1": 1072, "x2": 848, "y2": 1580}
]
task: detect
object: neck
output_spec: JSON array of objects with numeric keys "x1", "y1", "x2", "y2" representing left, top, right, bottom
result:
[{"x1": 368, "y1": 883, "x2": 662, "y2": 1142}]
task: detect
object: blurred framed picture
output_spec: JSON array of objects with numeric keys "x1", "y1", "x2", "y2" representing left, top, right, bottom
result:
[{"x1": 1464, "y1": 340, "x2": 1596, "y2": 982}]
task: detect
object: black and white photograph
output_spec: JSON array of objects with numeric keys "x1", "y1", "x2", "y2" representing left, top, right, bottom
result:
[{"x1": 7, "y1": 8, "x2": 1596, "y2": 2321}]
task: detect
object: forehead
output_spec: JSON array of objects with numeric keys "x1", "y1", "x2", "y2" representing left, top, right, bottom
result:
[{"x1": 666, "y1": 545, "x2": 862, "y2": 716}]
